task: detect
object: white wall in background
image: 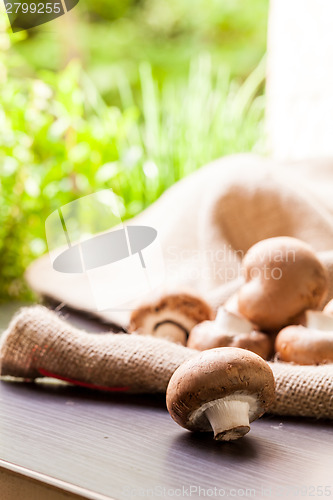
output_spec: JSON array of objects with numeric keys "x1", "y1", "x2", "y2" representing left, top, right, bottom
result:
[{"x1": 266, "y1": 0, "x2": 333, "y2": 160}]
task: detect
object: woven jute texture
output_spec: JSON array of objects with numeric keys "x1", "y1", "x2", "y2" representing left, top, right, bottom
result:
[
  {"x1": 269, "y1": 362, "x2": 333, "y2": 419},
  {"x1": 1, "y1": 306, "x2": 332, "y2": 419},
  {"x1": 0, "y1": 306, "x2": 195, "y2": 393}
]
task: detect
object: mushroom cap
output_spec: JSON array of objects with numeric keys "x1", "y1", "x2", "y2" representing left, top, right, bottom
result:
[
  {"x1": 129, "y1": 292, "x2": 213, "y2": 345},
  {"x1": 187, "y1": 320, "x2": 272, "y2": 359},
  {"x1": 238, "y1": 237, "x2": 328, "y2": 331},
  {"x1": 166, "y1": 347, "x2": 275, "y2": 432},
  {"x1": 275, "y1": 320, "x2": 333, "y2": 365}
]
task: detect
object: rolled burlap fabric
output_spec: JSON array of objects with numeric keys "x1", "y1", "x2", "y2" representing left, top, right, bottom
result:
[
  {"x1": 0, "y1": 306, "x2": 332, "y2": 419},
  {"x1": 0, "y1": 306, "x2": 195, "y2": 393}
]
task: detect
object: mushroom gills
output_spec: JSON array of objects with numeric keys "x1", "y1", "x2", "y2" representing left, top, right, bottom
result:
[
  {"x1": 153, "y1": 320, "x2": 188, "y2": 344},
  {"x1": 189, "y1": 392, "x2": 258, "y2": 442}
]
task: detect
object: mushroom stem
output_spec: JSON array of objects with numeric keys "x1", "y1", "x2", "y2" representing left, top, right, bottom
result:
[
  {"x1": 305, "y1": 310, "x2": 333, "y2": 331},
  {"x1": 215, "y1": 308, "x2": 253, "y2": 335},
  {"x1": 204, "y1": 399, "x2": 250, "y2": 441}
]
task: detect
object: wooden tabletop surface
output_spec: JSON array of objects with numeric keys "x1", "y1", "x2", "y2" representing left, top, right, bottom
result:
[{"x1": 0, "y1": 304, "x2": 332, "y2": 500}]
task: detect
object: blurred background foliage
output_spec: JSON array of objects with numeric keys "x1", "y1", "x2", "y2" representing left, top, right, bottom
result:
[{"x1": 0, "y1": 0, "x2": 268, "y2": 301}]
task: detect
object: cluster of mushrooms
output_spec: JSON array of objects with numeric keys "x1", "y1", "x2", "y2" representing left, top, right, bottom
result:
[{"x1": 129, "y1": 237, "x2": 333, "y2": 441}]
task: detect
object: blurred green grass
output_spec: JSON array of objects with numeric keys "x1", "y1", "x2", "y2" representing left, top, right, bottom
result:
[
  {"x1": 12, "y1": 0, "x2": 269, "y2": 97},
  {"x1": 0, "y1": 2, "x2": 268, "y2": 301}
]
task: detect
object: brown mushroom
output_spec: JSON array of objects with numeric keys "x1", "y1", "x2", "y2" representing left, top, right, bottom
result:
[
  {"x1": 237, "y1": 237, "x2": 328, "y2": 331},
  {"x1": 187, "y1": 307, "x2": 272, "y2": 359},
  {"x1": 129, "y1": 292, "x2": 213, "y2": 345},
  {"x1": 166, "y1": 347, "x2": 275, "y2": 441},
  {"x1": 275, "y1": 310, "x2": 333, "y2": 365}
]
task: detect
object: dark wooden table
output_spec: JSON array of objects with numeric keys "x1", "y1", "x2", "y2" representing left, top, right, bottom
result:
[{"x1": 0, "y1": 304, "x2": 332, "y2": 500}]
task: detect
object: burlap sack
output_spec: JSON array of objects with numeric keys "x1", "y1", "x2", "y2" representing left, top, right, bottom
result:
[
  {"x1": 1, "y1": 306, "x2": 332, "y2": 419},
  {"x1": 25, "y1": 155, "x2": 333, "y2": 327}
]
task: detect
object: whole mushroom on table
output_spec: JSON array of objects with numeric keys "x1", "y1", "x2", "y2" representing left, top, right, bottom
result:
[{"x1": 166, "y1": 347, "x2": 275, "y2": 441}]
